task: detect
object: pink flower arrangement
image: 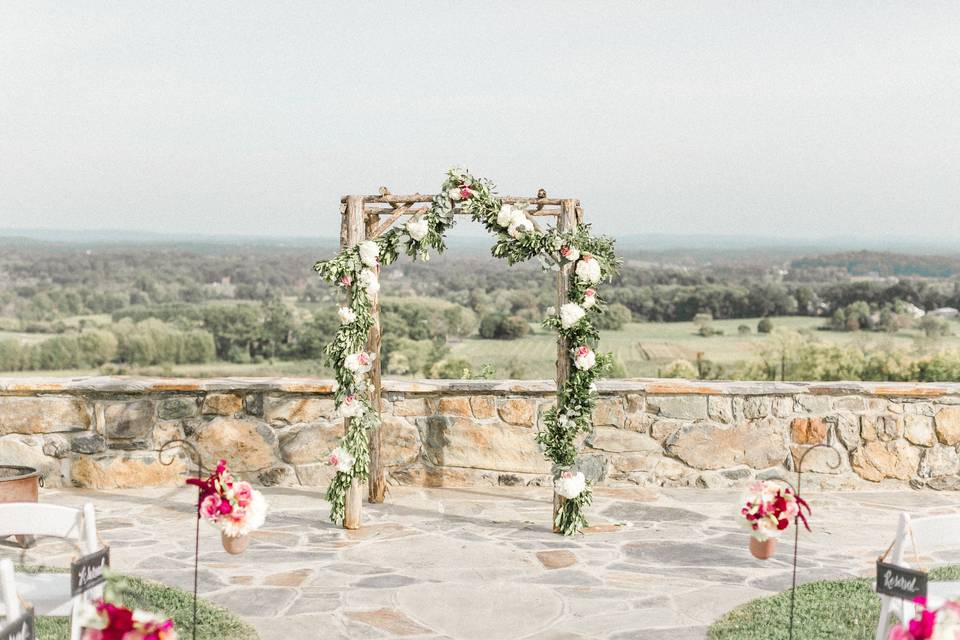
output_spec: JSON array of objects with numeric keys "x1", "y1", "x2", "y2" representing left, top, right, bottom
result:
[
  {"x1": 889, "y1": 598, "x2": 960, "y2": 640},
  {"x1": 81, "y1": 599, "x2": 176, "y2": 640},
  {"x1": 739, "y1": 480, "x2": 810, "y2": 540},
  {"x1": 187, "y1": 459, "x2": 267, "y2": 538}
]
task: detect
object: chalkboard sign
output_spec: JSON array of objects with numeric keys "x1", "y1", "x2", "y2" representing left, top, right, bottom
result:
[
  {"x1": 876, "y1": 560, "x2": 928, "y2": 600},
  {"x1": 71, "y1": 546, "x2": 110, "y2": 596},
  {"x1": 0, "y1": 609, "x2": 35, "y2": 640}
]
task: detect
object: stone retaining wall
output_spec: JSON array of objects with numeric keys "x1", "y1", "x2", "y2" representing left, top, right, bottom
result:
[{"x1": 2, "y1": 377, "x2": 959, "y2": 491}]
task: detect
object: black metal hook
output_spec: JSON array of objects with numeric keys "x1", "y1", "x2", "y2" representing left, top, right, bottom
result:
[
  {"x1": 787, "y1": 442, "x2": 843, "y2": 640},
  {"x1": 157, "y1": 438, "x2": 204, "y2": 640},
  {"x1": 158, "y1": 439, "x2": 206, "y2": 476}
]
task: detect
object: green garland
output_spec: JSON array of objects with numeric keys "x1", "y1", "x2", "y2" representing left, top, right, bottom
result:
[{"x1": 314, "y1": 168, "x2": 621, "y2": 534}]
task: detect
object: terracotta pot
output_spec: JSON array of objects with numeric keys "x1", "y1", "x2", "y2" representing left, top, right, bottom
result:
[
  {"x1": 221, "y1": 531, "x2": 249, "y2": 555},
  {"x1": 0, "y1": 466, "x2": 40, "y2": 503},
  {"x1": 0, "y1": 466, "x2": 40, "y2": 548},
  {"x1": 749, "y1": 536, "x2": 777, "y2": 560}
]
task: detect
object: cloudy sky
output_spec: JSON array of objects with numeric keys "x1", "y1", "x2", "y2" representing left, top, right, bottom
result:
[{"x1": 1, "y1": 1, "x2": 958, "y2": 240}]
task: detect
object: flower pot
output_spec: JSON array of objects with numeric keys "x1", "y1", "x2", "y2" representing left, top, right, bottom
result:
[
  {"x1": 221, "y1": 531, "x2": 249, "y2": 555},
  {"x1": 0, "y1": 465, "x2": 40, "y2": 548},
  {"x1": 749, "y1": 536, "x2": 777, "y2": 560}
]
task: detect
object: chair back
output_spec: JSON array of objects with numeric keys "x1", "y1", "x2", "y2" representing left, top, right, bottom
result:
[
  {"x1": 875, "y1": 512, "x2": 960, "y2": 640},
  {"x1": 0, "y1": 503, "x2": 98, "y2": 553},
  {"x1": 908, "y1": 514, "x2": 960, "y2": 555},
  {"x1": 0, "y1": 558, "x2": 21, "y2": 621}
]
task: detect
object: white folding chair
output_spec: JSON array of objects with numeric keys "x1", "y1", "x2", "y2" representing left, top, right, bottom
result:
[
  {"x1": 0, "y1": 558, "x2": 23, "y2": 623},
  {"x1": 0, "y1": 503, "x2": 102, "y2": 640},
  {"x1": 875, "y1": 512, "x2": 960, "y2": 640}
]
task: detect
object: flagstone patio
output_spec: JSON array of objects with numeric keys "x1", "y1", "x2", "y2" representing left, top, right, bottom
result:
[{"x1": 3, "y1": 485, "x2": 956, "y2": 639}]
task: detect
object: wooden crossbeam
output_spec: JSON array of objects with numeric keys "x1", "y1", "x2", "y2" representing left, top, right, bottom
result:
[{"x1": 343, "y1": 194, "x2": 575, "y2": 207}]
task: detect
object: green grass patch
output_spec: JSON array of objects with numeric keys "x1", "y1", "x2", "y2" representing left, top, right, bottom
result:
[
  {"x1": 709, "y1": 566, "x2": 960, "y2": 640},
  {"x1": 21, "y1": 570, "x2": 258, "y2": 640}
]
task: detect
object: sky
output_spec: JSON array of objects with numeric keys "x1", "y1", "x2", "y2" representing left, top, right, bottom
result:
[{"x1": 1, "y1": 1, "x2": 959, "y2": 240}]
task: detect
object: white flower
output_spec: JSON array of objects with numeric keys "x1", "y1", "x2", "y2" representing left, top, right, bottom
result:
[
  {"x1": 329, "y1": 446, "x2": 356, "y2": 474},
  {"x1": 449, "y1": 185, "x2": 472, "y2": 201},
  {"x1": 559, "y1": 302, "x2": 586, "y2": 329},
  {"x1": 572, "y1": 345, "x2": 596, "y2": 370},
  {"x1": 406, "y1": 217, "x2": 429, "y2": 241},
  {"x1": 554, "y1": 471, "x2": 586, "y2": 499},
  {"x1": 359, "y1": 269, "x2": 380, "y2": 295},
  {"x1": 221, "y1": 489, "x2": 267, "y2": 537},
  {"x1": 575, "y1": 255, "x2": 602, "y2": 284},
  {"x1": 344, "y1": 351, "x2": 375, "y2": 373},
  {"x1": 559, "y1": 245, "x2": 580, "y2": 261},
  {"x1": 507, "y1": 216, "x2": 533, "y2": 238},
  {"x1": 497, "y1": 204, "x2": 517, "y2": 227},
  {"x1": 338, "y1": 307, "x2": 357, "y2": 324},
  {"x1": 339, "y1": 394, "x2": 366, "y2": 417},
  {"x1": 551, "y1": 236, "x2": 563, "y2": 251},
  {"x1": 545, "y1": 306, "x2": 556, "y2": 316},
  {"x1": 582, "y1": 288, "x2": 597, "y2": 309},
  {"x1": 358, "y1": 240, "x2": 380, "y2": 268}
]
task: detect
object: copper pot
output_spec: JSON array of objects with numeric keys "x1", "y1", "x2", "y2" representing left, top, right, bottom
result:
[
  {"x1": 0, "y1": 466, "x2": 41, "y2": 548},
  {"x1": 749, "y1": 536, "x2": 777, "y2": 560},
  {"x1": 221, "y1": 531, "x2": 249, "y2": 555},
  {"x1": 0, "y1": 466, "x2": 40, "y2": 503}
]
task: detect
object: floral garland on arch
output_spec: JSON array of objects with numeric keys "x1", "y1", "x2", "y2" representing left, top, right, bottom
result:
[{"x1": 314, "y1": 168, "x2": 621, "y2": 534}]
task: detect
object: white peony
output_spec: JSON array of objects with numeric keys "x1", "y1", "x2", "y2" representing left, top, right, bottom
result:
[
  {"x1": 221, "y1": 489, "x2": 267, "y2": 537},
  {"x1": 358, "y1": 240, "x2": 380, "y2": 268},
  {"x1": 338, "y1": 306, "x2": 357, "y2": 324},
  {"x1": 575, "y1": 255, "x2": 602, "y2": 284},
  {"x1": 582, "y1": 288, "x2": 597, "y2": 309},
  {"x1": 507, "y1": 216, "x2": 533, "y2": 238},
  {"x1": 344, "y1": 351, "x2": 375, "y2": 373},
  {"x1": 544, "y1": 306, "x2": 556, "y2": 317},
  {"x1": 328, "y1": 446, "x2": 356, "y2": 473},
  {"x1": 559, "y1": 245, "x2": 580, "y2": 262},
  {"x1": 559, "y1": 302, "x2": 586, "y2": 329},
  {"x1": 359, "y1": 269, "x2": 380, "y2": 295},
  {"x1": 497, "y1": 204, "x2": 517, "y2": 227},
  {"x1": 405, "y1": 217, "x2": 429, "y2": 241},
  {"x1": 339, "y1": 394, "x2": 366, "y2": 417},
  {"x1": 554, "y1": 471, "x2": 586, "y2": 499},
  {"x1": 551, "y1": 236, "x2": 563, "y2": 251},
  {"x1": 572, "y1": 345, "x2": 596, "y2": 370}
]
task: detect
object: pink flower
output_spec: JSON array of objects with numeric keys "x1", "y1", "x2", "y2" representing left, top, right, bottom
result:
[
  {"x1": 219, "y1": 500, "x2": 233, "y2": 515},
  {"x1": 329, "y1": 452, "x2": 340, "y2": 467},
  {"x1": 200, "y1": 494, "x2": 222, "y2": 520},
  {"x1": 234, "y1": 481, "x2": 253, "y2": 507},
  {"x1": 339, "y1": 275, "x2": 352, "y2": 287},
  {"x1": 887, "y1": 627, "x2": 913, "y2": 640},
  {"x1": 459, "y1": 186, "x2": 472, "y2": 200},
  {"x1": 909, "y1": 606, "x2": 936, "y2": 639}
]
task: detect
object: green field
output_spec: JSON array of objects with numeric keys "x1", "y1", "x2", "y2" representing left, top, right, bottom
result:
[
  {"x1": 452, "y1": 315, "x2": 957, "y2": 378},
  {"x1": 2, "y1": 314, "x2": 957, "y2": 379}
]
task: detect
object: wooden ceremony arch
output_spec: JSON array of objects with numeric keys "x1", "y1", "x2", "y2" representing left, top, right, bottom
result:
[{"x1": 338, "y1": 189, "x2": 585, "y2": 530}]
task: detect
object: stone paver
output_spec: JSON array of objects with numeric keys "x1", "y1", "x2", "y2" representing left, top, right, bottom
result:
[{"x1": 2, "y1": 486, "x2": 956, "y2": 639}]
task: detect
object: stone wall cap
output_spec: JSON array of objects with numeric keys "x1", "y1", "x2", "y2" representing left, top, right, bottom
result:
[{"x1": 1, "y1": 376, "x2": 959, "y2": 398}]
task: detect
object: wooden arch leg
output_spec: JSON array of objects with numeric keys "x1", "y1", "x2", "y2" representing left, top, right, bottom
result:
[{"x1": 552, "y1": 199, "x2": 578, "y2": 533}]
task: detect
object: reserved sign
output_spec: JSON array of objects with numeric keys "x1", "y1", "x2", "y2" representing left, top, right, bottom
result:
[
  {"x1": 71, "y1": 547, "x2": 110, "y2": 596},
  {"x1": 876, "y1": 560, "x2": 928, "y2": 600},
  {"x1": 0, "y1": 609, "x2": 35, "y2": 640}
]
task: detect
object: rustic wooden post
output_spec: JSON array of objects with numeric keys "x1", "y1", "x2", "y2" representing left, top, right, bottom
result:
[
  {"x1": 364, "y1": 210, "x2": 386, "y2": 504},
  {"x1": 341, "y1": 196, "x2": 365, "y2": 530},
  {"x1": 552, "y1": 198, "x2": 578, "y2": 532}
]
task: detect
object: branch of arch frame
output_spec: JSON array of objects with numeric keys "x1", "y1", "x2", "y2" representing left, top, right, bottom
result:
[{"x1": 350, "y1": 196, "x2": 582, "y2": 240}]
